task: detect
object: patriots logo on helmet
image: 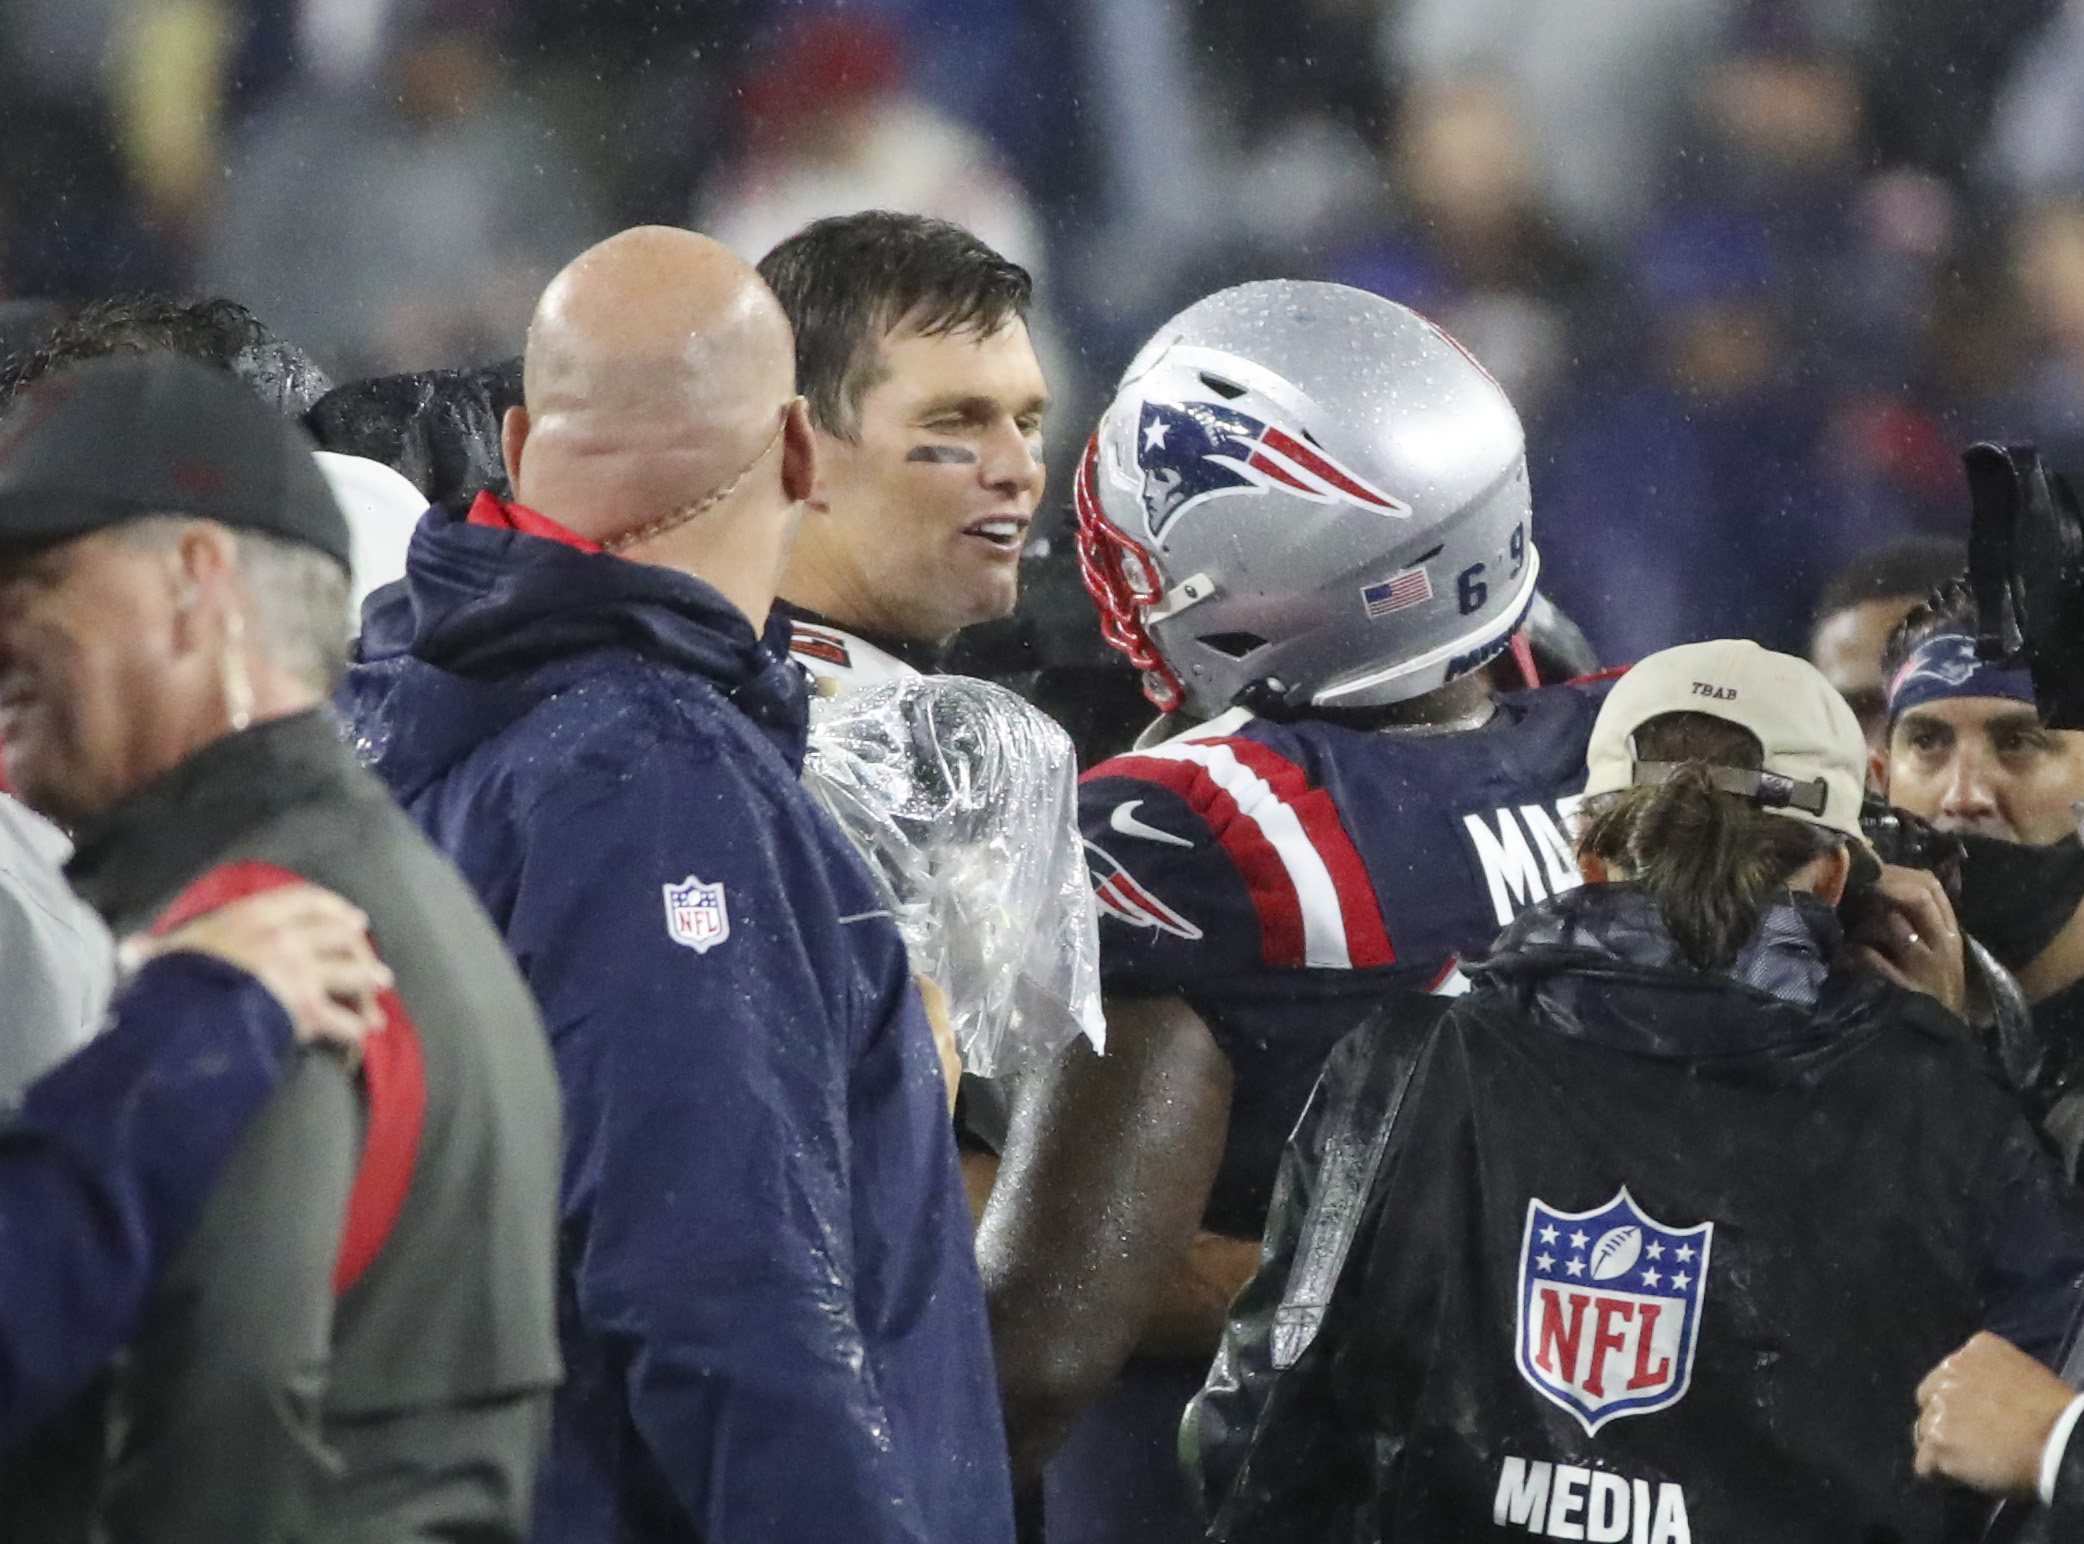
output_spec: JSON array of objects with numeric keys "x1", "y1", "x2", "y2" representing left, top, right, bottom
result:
[{"x1": 1135, "y1": 400, "x2": 1411, "y2": 540}]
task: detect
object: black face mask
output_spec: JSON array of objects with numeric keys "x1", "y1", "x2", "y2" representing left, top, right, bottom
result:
[{"x1": 1955, "y1": 831, "x2": 2084, "y2": 973}]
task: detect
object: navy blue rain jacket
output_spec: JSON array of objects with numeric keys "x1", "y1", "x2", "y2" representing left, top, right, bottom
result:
[
  {"x1": 343, "y1": 506, "x2": 1014, "y2": 1544},
  {"x1": 0, "y1": 953, "x2": 302, "y2": 1449}
]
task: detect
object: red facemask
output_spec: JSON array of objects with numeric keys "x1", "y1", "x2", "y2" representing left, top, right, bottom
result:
[{"x1": 1074, "y1": 434, "x2": 1186, "y2": 713}]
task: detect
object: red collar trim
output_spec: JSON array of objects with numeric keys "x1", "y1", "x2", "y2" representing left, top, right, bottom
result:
[{"x1": 465, "y1": 490, "x2": 602, "y2": 553}]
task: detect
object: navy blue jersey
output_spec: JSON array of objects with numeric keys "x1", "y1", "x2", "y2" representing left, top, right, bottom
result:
[{"x1": 1080, "y1": 686, "x2": 1607, "y2": 1235}]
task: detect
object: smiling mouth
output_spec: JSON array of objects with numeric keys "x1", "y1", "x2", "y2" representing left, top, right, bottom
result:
[{"x1": 964, "y1": 517, "x2": 1030, "y2": 550}]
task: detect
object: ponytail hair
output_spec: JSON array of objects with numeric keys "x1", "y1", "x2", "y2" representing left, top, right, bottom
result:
[{"x1": 1575, "y1": 712, "x2": 1845, "y2": 972}]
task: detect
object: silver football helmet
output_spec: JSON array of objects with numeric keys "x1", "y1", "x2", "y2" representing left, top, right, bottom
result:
[{"x1": 1077, "y1": 280, "x2": 1537, "y2": 718}]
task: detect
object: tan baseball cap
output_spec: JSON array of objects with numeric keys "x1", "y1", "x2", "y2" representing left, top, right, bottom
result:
[{"x1": 1583, "y1": 639, "x2": 1868, "y2": 841}]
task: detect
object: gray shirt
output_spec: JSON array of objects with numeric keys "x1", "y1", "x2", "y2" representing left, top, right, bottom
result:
[{"x1": 0, "y1": 793, "x2": 111, "y2": 1106}]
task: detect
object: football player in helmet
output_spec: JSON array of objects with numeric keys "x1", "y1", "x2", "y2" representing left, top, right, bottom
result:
[{"x1": 976, "y1": 281, "x2": 1613, "y2": 1538}]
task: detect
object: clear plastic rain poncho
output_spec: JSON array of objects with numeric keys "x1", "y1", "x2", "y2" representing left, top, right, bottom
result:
[{"x1": 802, "y1": 674, "x2": 1104, "y2": 1078}]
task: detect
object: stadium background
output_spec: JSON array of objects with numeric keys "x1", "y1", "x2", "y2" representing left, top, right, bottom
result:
[{"x1": 0, "y1": 0, "x2": 2069, "y2": 673}]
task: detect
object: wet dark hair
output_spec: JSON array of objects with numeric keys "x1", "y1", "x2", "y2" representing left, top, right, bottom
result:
[
  {"x1": 1878, "y1": 575, "x2": 1977, "y2": 683},
  {"x1": 1577, "y1": 711, "x2": 1844, "y2": 972},
  {"x1": 1812, "y1": 536, "x2": 1967, "y2": 630},
  {"x1": 0, "y1": 295, "x2": 332, "y2": 418},
  {"x1": 756, "y1": 211, "x2": 1032, "y2": 440}
]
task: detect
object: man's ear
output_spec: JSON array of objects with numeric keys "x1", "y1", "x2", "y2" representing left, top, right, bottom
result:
[
  {"x1": 802, "y1": 428, "x2": 838, "y2": 517},
  {"x1": 1579, "y1": 853, "x2": 1611, "y2": 884},
  {"x1": 166, "y1": 523, "x2": 241, "y2": 654},
  {"x1": 1814, "y1": 842, "x2": 1853, "y2": 907},
  {"x1": 501, "y1": 405, "x2": 530, "y2": 496},
  {"x1": 781, "y1": 397, "x2": 818, "y2": 506}
]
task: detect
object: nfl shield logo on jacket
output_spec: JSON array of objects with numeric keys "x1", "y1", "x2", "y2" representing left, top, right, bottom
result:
[
  {"x1": 1515, "y1": 1188, "x2": 1713, "y2": 1435},
  {"x1": 663, "y1": 876, "x2": 729, "y2": 953}
]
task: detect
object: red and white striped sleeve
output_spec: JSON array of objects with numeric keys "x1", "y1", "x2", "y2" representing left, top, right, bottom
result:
[{"x1": 1080, "y1": 729, "x2": 1393, "y2": 984}]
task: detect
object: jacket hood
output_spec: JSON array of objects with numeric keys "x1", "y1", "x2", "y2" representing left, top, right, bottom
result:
[
  {"x1": 1467, "y1": 882, "x2": 1894, "y2": 1060},
  {"x1": 342, "y1": 504, "x2": 806, "y2": 802}
]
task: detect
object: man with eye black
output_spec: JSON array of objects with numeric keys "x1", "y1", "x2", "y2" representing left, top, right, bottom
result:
[
  {"x1": 755, "y1": 211, "x2": 1049, "y2": 692},
  {"x1": 1875, "y1": 577, "x2": 2084, "y2": 1168},
  {"x1": 755, "y1": 213, "x2": 1068, "y2": 1135}
]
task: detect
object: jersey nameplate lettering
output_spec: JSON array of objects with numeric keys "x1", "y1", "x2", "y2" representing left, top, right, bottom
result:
[{"x1": 1461, "y1": 796, "x2": 1586, "y2": 927}]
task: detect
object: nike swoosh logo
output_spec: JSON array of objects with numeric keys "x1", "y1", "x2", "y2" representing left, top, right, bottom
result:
[{"x1": 1110, "y1": 800, "x2": 1193, "y2": 847}]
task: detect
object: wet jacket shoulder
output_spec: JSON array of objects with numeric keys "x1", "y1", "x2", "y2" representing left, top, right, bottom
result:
[
  {"x1": 344, "y1": 508, "x2": 1013, "y2": 1544},
  {"x1": 1201, "y1": 885, "x2": 2084, "y2": 1544},
  {"x1": 1183, "y1": 990, "x2": 1450, "y2": 1519}
]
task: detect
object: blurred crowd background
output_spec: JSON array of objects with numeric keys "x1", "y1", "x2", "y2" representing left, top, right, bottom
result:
[{"x1": 1, "y1": 0, "x2": 2079, "y2": 668}]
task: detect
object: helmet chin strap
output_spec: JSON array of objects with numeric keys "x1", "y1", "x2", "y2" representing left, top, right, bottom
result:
[
  {"x1": 1233, "y1": 676, "x2": 1300, "y2": 721},
  {"x1": 1509, "y1": 630, "x2": 1541, "y2": 689}
]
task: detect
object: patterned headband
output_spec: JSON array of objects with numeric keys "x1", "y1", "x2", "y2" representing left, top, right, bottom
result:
[{"x1": 1886, "y1": 632, "x2": 2036, "y2": 721}]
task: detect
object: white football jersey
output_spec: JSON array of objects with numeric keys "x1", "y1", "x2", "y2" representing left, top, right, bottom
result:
[{"x1": 787, "y1": 618, "x2": 922, "y2": 697}]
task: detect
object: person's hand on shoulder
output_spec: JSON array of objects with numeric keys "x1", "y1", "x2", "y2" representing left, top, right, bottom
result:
[
  {"x1": 1915, "y1": 1330, "x2": 2079, "y2": 1496},
  {"x1": 123, "y1": 885, "x2": 393, "y2": 1054},
  {"x1": 1844, "y1": 864, "x2": 1967, "y2": 1016}
]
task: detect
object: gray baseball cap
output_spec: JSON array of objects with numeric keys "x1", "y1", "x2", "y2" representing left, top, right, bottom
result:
[{"x1": 0, "y1": 354, "x2": 350, "y2": 568}]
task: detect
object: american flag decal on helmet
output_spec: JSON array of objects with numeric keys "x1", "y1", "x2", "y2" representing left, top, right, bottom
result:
[
  {"x1": 1362, "y1": 567, "x2": 1433, "y2": 618},
  {"x1": 1135, "y1": 400, "x2": 1411, "y2": 540}
]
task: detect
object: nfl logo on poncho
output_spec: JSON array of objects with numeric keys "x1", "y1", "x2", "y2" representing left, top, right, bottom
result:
[
  {"x1": 1515, "y1": 1188, "x2": 1712, "y2": 1435},
  {"x1": 663, "y1": 876, "x2": 729, "y2": 953}
]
